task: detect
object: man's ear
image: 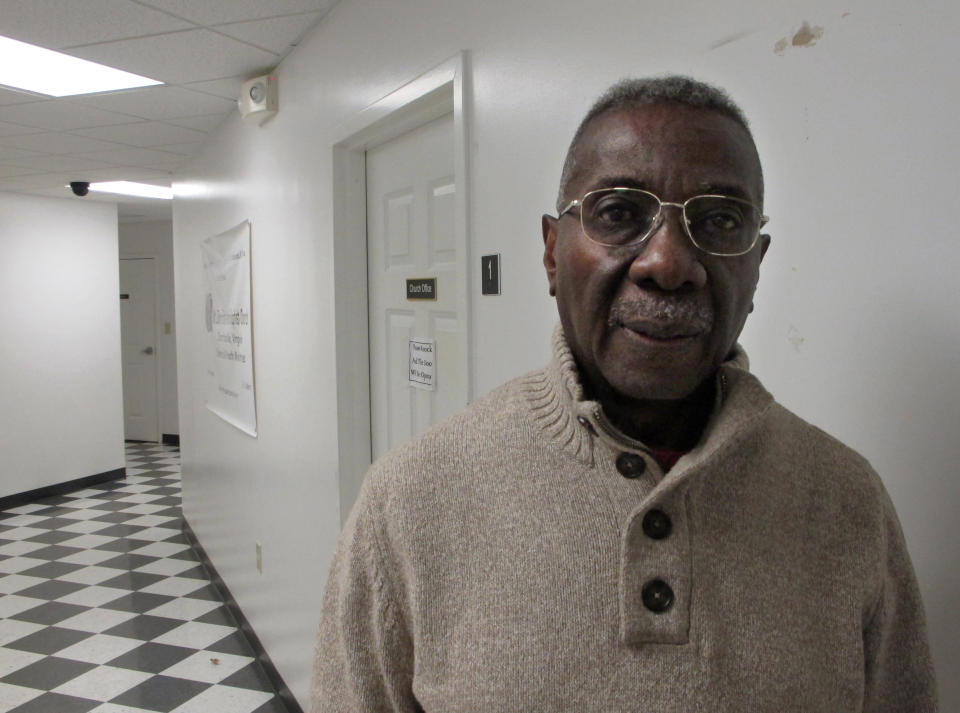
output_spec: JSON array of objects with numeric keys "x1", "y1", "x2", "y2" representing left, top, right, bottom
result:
[
  {"x1": 542, "y1": 214, "x2": 559, "y2": 297},
  {"x1": 748, "y1": 233, "x2": 772, "y2": 314},
  {"x1": 759, "y1": 233, "x2": 771, "y2": 261}
]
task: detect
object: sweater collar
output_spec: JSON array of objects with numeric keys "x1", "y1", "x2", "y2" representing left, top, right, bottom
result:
[{"x1": 522, "y1": 324, "x2": 771, "y2": 467}]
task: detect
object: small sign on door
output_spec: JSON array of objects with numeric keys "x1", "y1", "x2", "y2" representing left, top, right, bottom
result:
[
  {"x1": 406, "y1": 278, "x2": 437, "y2": 300},
  {"x1": 408, "y1": 338, "x2": 436, "y2": 391}
]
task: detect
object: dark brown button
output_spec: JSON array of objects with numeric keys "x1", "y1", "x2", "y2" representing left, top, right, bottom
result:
[
  {"x1": 616, "y1": 452, "x2": 646, "y2": 478},
  {"x1": 641, "y1": 579, "x2": 674, "y2": 613},
  {"x1": 642, "y1": 509, "x2": 672, "y2": 540}
]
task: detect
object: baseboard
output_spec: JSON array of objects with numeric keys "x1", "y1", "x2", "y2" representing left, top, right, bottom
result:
[
  {"x1": 162, "y1": 434, "x2": 180, "y2": 446},
  {"x1": 181, "y1": 517, "x2": 304, "y2": 713},
  {"x1": 0, "y1": 468, "x2": 125, "y2": 511}
]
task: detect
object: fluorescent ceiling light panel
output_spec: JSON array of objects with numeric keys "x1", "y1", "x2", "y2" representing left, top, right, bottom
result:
[
  {"x1": 88, "y1": 181, "x2": 173, "y2": 200},
  {"x1": 0, "y1": 35, "x2": 162, "y2": 97}
]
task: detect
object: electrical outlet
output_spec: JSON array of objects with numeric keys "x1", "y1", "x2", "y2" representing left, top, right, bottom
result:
[{"x1": 255, "y1": 542, "x2": 263, "y2": 574}]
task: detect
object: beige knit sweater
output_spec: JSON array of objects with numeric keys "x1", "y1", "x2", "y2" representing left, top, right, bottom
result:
[{"x1": 310, "y1": 329, "x2": 937, "y2": 712}]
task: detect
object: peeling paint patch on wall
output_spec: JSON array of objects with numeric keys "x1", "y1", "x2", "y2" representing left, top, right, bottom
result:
[{"x1": 774, "y1": 21, "x2": 825, "y2": 54}]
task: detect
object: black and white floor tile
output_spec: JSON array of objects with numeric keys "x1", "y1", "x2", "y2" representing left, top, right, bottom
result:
[{"x1": 0, "y1": 443, "x2": 288, "y2": 713}]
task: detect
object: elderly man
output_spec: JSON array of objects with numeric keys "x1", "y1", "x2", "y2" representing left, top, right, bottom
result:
[{"x1": 310, "y1": 76, "x2": 937, "y2": 712}]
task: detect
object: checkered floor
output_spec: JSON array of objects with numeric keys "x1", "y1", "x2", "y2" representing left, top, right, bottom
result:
[{"x1": 0, "y1": 443, "x2": 287, "y2": 713}]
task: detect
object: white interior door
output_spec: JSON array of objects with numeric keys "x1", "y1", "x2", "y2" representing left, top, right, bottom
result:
[
  {"x1": 120, "y1": 257, "x2": 159, "y2": 441},
  {"x1": 366, "y1": 112, "x2": 467, "y2": 460}
]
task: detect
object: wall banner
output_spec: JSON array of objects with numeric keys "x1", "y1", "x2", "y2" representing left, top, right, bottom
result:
[{"x1": 202, "y1": 220, "x2": 257, "y2": 436}]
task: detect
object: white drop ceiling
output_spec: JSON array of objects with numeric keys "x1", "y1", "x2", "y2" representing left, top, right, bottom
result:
[{"x1": 0, "y1": 0, "x2": 338, "y2": 222}]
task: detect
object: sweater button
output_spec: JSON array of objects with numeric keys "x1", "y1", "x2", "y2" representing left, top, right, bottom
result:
[
  {"x1": 642, "y1": 509, "x2": 672, "y2": 540},
  {"x1": 616, "y1": 452, "x2": 646, "y2": 478},
  {"x1": 641, "y1": 579, "x2": 674, "y2": 613}
]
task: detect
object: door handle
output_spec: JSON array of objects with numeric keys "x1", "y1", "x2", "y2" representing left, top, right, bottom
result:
[{"x1": 141, "y1": 346, "x2": 154, "y2": 355}]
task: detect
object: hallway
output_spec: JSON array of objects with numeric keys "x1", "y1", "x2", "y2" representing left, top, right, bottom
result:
[{"x1": 0, "y1": 443, "x2": 287, "y2": 713}]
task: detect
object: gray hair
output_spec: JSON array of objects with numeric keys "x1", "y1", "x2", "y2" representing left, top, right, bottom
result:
[{"x1": 556, "y1": 76, "x2": 760, "y2": 211}]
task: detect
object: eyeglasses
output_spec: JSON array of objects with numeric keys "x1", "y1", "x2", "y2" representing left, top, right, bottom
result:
[{"x1": 558, "y1": 187, "x2": 769, "y2": 257}]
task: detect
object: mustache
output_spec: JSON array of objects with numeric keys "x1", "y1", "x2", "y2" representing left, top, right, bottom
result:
[{"x1": 609, "y1": 295, "x2": 713, "y2": 337}]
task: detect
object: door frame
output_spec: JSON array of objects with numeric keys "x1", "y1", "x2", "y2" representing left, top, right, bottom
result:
[
  {"x1": 119, "y1": 254, "x2": 162, "y2": 443},
  {"x1": 331, "y1": 52, "x2": 471, "y2": 525}
]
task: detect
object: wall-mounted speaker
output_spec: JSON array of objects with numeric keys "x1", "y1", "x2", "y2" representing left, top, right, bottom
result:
[{"x1": 238, "y1": 74, "x2": 277, "y2": 126}]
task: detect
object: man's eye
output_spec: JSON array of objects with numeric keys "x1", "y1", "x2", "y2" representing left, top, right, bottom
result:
[
  {"x1": 698, "y1": 210, "x2": 743, "y2": 232},
  {"x1": 593, "y1": 201, "x2": 637, "y2": 226},
  {"x1": 598, "y1": 207, "x2": 632, "y2": 224}
]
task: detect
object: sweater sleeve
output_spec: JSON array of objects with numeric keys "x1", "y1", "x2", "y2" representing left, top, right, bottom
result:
[
  {"x1": 309, "y1": 494, "x2": 419, "y2": 713},
  {"x1": 862, "y1": 489, "x2": 938, "y2": 712}
]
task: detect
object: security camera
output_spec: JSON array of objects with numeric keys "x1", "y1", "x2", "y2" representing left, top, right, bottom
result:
[{"x1": 70, "y1": 181, "x2": 90, "y2": 197}]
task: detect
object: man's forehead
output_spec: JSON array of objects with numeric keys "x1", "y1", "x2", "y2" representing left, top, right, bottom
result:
[
  {"x1": 569, "y1": 103, "x2": 762, "y2": 199},
  {"x1": 584, "y1": 101, "x2": 749, "y2": 143}
]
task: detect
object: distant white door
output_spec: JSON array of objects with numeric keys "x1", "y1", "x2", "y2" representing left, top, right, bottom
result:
[
  {"x1": 119, "y1": 258, "x2": 159, "y2": 442},
  {"x1": 366, "y1": 112, "x2": 468, "y2": 460}
]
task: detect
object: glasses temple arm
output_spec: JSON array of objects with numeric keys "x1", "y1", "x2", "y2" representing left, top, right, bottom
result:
[{"x1": 557, "y1": 199, "x2": 581, "y2": 217}]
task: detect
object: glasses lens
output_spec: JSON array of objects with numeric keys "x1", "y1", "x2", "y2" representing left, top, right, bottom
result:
[
  {"x1": 581, "y1": 189, "x2": 660, "y2": 246},
  {"x1": 684, "y1": 196, "x2": 760, "y2": 255}
]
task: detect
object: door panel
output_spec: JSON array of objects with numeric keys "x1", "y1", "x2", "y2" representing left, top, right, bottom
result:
[
  {"x1": 384, "y1": 309, "x2": 416, "y2": 449},
  {"x1": 119, "y1": 257, "x2": 159, "y2": 442},
  {"x1": 366, "y1": 112, "x2": 466, "y2": 461}
]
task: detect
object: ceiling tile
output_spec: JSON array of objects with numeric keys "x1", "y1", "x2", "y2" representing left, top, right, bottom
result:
[
  {"x1": 0, "y1": 163, "x2": 42, "y2": 178},
  {"x1": 182, "y1": 77, "x2": 244, "y2": 100},
  {"x1": 73, "y1": 146, "x2": 186, "y2": 167},
  {"x1": 0, "y1": 145, "x2": 42, "y2": 160},
  {"x1": 149, "y1": 142, "x2": 203, "y2": 156},
  {"x1": 0, "y1": 120, "x2": 43, "y2": 137},
  {"x1": 164, "y1": 114, "x2": 229, "y2": 132},
  {"x1": 0, "y1": 100, "x2": 144, "y2": 131},
  {"x1": 89, "y1": 168, "x2": 172, "y2": 182},
  {"x1": 72, "y1": 121, "x2": 206, "y2": 147},
  {"x1": 77, "y1": 85, "x2": 235, "y2": 121},
  {"x1": 5, "y1": 154, "x2": 117, "y2": 172},
  {"x1": 0, "y1": 1, "x2": 340, "y2": 205},
  {"x1": 0, "y1": 172, "x2": 74, "y2": 189},
  {"x1": 100, "y1": 167, "x2": 174, "y2": 181},
  {"x1": 142, "y1": 159, "x2": 185, "y2": 171},
  {"x1": 0, "y1": 132, "x2": 124, "y2": 154},
  {"x1": 0, "y1": 88, "x2": 45, "y2": 106},
  {"x1": 65, "y1": 29, "x2": 279, "y2": 84},
  {"x1": 0, "y1": 0, "x2": 194, "y2": 49},
  {"x1": 213, "y1": 13, "x2": 321, "y2": 54},
  {"x1": 136, "y1": 0, "x2": 335, "y2": 26}
]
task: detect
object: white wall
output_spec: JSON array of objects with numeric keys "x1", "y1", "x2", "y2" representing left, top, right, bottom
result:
[
  {"x1": 0, "y1": 192, "x2": 124, "y2": 497},
  {"x1": 119, "y1": 220, "x2": 179, "y2": 437},
  {"x1": 173, "y1": 0, "x2": 960, "y2": 706}
]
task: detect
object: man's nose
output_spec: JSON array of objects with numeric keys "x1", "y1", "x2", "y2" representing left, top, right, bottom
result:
[{"x1": 627, "y1": 205, "x2": 707, "y2": 291}]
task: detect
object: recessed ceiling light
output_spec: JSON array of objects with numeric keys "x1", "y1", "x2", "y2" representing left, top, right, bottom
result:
[
  {"x1": 0, "y1": 35, "x2": 162, "y2": 97},
  {"x1": 86, "y1": 182, "x2": 173, "y2": 200}
]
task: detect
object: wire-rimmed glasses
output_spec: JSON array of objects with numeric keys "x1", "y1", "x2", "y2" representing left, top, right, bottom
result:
[{"x1": 558, "y1": 187, "x2": 769, "y2": 257}]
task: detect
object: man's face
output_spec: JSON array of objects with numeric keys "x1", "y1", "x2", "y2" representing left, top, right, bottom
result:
[{"x1": 542, "y1": 103, "x2": 769, "y2": 403}]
